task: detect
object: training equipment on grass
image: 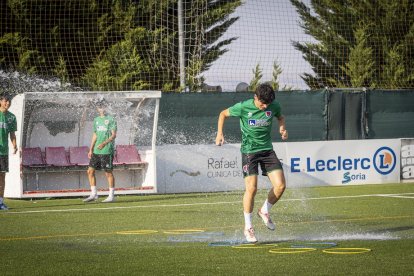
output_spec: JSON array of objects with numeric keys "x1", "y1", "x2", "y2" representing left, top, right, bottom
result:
[
  {"x1": 322, "y1": 248, "x2": 371, "y2": 254},
  {"x1": 5, "y1": 91, "x2": 161, "y2": 198},
  {"x1": 269, "y1": 248, "x2": 317, "y2": 254},
  {"x1": 232, "y1": 243, "x2": 279, "y2": 249},
  {"x1": 117, "y1": 230, "x2": 158, "y2": 235},
  {"x1": 291, "y1": 242, "x2": 337, "y2": 249},
  {"x1": 208, "y1": 241, "x2": 237, "y2": 247},
  {"x1": 163, "y1": 229, "x2": 205, "y2": 235}
]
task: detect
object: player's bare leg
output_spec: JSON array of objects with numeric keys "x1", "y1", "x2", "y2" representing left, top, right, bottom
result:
[
  {"x1": 267, "y1": 170, "x2": 286, "y2": 204},
  {"x1": 0, "y1": 173, "x2": 8, "y2": 210},
  {"x1": 258, "y1": 170, "x2": 286, "y2": 230},
  {"x1": 102, "y1": 171, "x2": 115, "y2": 203},
  {"x1": 243, "y1": 175, "x2": 258, "y2": 242},
  {"x1": 84, "y1": 167, "x2": 98, "y2": 202}
]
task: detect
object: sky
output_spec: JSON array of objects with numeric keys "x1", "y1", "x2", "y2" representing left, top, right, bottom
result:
[{"x1": 202, "y1": 0, "x2": 314, "y2": 91}]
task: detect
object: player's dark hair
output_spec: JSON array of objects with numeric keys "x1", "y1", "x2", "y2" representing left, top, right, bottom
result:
[
  {"x1": 255, "y1": 84, "x2": 275, "y2": 104},
  {"x1": 92, "y1": 98, "x2": 108, "y2": 108},
  {"x1": 0, "y1": 93, "x2": 12, "y2": 102}
]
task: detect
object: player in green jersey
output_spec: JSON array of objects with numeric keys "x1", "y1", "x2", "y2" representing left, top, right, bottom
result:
[
  {"x1": 84, "y1": 99, "x2": 117, "y2": 203},
  {"x1": 216, "y1": 84, "x2": 288, "y2": 243},
  {"x1": 0, "y1": 94, "x2": 18, "y2": 210}
]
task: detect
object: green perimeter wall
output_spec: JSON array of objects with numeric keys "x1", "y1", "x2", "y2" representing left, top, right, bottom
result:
[{"x1": 157, "y1": 89, "x2": 414, "y2": 145}]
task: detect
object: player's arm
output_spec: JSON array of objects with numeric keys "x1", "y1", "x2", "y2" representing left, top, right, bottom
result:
[
  {"x1": 277, "y1": 115, "x2": 288, "y2": 140},
  {"x1": 97, "y1": 130, "x2": 117, "y2": 150},
  {"x1": 216, "y1": 108, "x2": 230, "y2": 146},
  {"x1": 88, "y1": 133, "x2": 97, "y2": 159},
  {"x1": 9, "y1": 132, "x2": 17, "y2": 154}
]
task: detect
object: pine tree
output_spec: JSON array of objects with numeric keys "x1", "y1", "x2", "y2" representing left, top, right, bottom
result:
[
  {"x1": 290, "y1": 0, "x2": 414, "y2": 89},
  {"x1": 269, "y1": 60, "x2": 293, "y2": 91},
  {"x1": 270, "y1": 61, "x2": 282, "y2": 91},
  {"x1": 335, "y1": 26, "x2": 375, "y2": 88},
  {"x1": 172, "y1": 0, "x2": 242, "y2": 91},
  {"x1": 249, "y1": 63, "x2": 263, "y2": 92},
  {"x1": 0, "y1": 0, "x2": 241, "y2": 91}
]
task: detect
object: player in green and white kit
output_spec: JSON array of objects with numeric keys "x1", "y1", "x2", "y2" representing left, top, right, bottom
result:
[
  {"x1": 0, "y1": 94, "x2": 18, "y2": 210},
  {"x1": 84, "y1": 99, "x2": 117, "y2": 203},
  {"x1": 216, "y1": 84, "x2": 288, "y2": 243}
]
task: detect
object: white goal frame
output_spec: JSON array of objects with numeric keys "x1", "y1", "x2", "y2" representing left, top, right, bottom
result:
[{"x1": 5, "y1": 91, "x2": 161, "y2": 198}]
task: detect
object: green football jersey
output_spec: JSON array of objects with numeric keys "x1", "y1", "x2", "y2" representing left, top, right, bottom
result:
[
  {"x1": 93, "y1": 115, "x2": 117, "y2": 155},
  {"x1": 0, "y1": 111, "x2": 17, "y2": 156},
  {"x1": 229, "y1": 99, "x2": 281, "y2": 153}
]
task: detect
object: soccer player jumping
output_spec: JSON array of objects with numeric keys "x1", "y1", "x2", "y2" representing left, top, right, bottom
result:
[{"x1": 216, "y1": 84, "x2": 288, "y2": 243}]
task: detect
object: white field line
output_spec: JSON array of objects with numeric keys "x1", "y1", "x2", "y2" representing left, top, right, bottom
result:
[
  {"x1": 375, "y1": 194, "x2": 414, "y2": 199},
  {"x1": 5, "y1": 192, "x2": 414, "y2": 215}
]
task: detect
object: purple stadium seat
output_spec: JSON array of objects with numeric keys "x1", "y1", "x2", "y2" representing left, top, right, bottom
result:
[
  {"x1": 22, "y1": 147, "x2": 45, "y2": 167},
  {"x1": 114, "y1": 145, "x2": 143, "y2": 165},
  {"x1": 45, "y1": 147, "x2": 70, "y2": 166},
  {"x1": 69, "y1": 146, "x2": 90, "y2": 166}
]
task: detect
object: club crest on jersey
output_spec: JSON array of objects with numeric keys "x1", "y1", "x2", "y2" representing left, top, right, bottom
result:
[
  {"x1": 104, "y1": 120, "x2": 109, "y2": 125},
  {"x1": 265, "y1": 111, "x2": 272, "y2": 117}
]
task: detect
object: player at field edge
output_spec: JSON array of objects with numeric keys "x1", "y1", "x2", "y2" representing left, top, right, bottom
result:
[
  {"x1": 0, "y1": 94, "x2": 18, "y2": 210},
  {"x1": 83, "y1": 98, "x2": 117, "y2": 203},
  {"x1": 215, "y1": 84, "x2": 288, "y2": 243}
]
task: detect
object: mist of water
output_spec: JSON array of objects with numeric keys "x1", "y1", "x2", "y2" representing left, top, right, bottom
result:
[{"x1": 0, "y1": 70, "x2": 82, "y2": 93}]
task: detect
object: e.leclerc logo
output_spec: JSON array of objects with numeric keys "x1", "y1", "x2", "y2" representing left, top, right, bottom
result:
[
  {"x1": 290, "y1": 146, "x2": 397, "y2": 184},
  {"x1": 372, "y1": 146, "x2": 396, "y2": 175}
]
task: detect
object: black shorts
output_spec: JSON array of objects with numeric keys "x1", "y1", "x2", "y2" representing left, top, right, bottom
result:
[
  {"x1": 89, "y1": 153, "x2": 114, "y2": 172},
  {"x1": 242, "y1": 150, "x2": 283, "y2": 178},
  {"x1": 0, "y1": 155, "x2": 9, "y2": 172}
]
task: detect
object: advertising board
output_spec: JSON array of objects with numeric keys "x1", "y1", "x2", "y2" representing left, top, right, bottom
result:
[
  {"x1": 401, "y1": 138, "x2": 414, "y2": 182},
  {"x1": 157, "y1": 139, "x2": 401, "y2": 193}
]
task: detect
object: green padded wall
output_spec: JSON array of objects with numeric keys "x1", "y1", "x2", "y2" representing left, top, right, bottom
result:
[
  {"x1": 157, "y1": 89, "x2": 414, "y2": 144},
  {"x1": 367, "y1": 90, "x2": 414, "y2": 139},
  {"x1": 157, "y1": 91, "x2": 327, "y2": 145}
]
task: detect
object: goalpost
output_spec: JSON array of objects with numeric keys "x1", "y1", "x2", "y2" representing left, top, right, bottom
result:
[{"x1": 5, "y1": 91, "x2": 161, "y2": 198}]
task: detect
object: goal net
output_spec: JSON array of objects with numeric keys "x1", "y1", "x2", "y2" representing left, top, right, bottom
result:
[{"x1": 1, "y1": 0, "x2": 413, "y2": 92}]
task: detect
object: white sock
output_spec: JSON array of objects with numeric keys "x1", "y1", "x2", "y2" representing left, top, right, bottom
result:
[
  {"x1": 91, "y1": 186, "x2": 97, "y2": 196},
  {"x1": 108, "y1": 188, "x2": 114, "y2": 198},
  {"x1": 244, "y1": 212, "x2": 253, "y2": 229},
  {"x1": 261, "y1": 199, "x2": 273, "y2": 214}
]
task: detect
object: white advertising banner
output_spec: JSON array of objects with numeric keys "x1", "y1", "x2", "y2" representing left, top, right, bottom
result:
[
  {"x1": 157, "y1": 143, "x2": 287, "y2": 193},
  {"x1": 286, "y1": 139, "x2": 400, "y2": 187},
  {"x1": 401, "y1": 138, "x2": 414, "y2": 182},
  {"x1": 157, "y1": 139, "x2": 400, "y2": 193}
]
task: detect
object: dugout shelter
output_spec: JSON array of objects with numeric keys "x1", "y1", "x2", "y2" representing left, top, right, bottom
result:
[{"x1": 5, "y1": 91, "x2": 161, "y2": 198}]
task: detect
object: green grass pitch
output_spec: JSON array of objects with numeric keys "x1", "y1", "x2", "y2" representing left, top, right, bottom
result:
[{"x1": 1, "y1": 183, "x2": 413, "y2": 275}]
